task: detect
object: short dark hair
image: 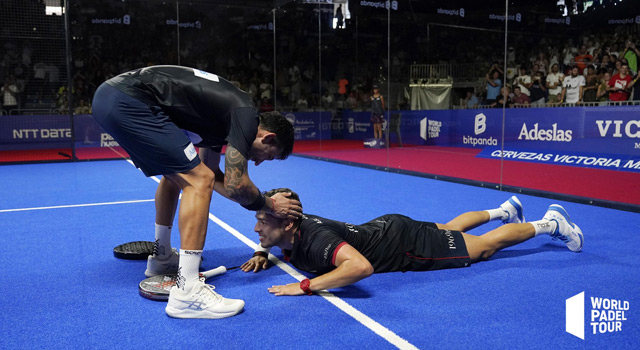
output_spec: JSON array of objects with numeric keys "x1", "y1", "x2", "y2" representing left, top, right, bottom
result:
[
  {"x1": 259, "y1": 111, "x2": 295, "y2": 160},
  {"x1": 263, "y1": 188, "x2": 303, "y2": 225}
]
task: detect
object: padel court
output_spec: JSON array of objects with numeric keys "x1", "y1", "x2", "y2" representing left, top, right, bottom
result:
[{"x1": 1, "y1": 155, "x2": 638, "y2": 349}]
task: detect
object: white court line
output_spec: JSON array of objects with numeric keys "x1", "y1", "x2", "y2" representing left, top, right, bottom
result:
[
  {"x1": 0, "y1": 199, "x2": 154, "y2": 213},
  {"x1": 207, "y1": 213, "x2": 418, "y2": 350},
  {"x1": 146, "y1": 167, "x2": 418, "y2": 349},
  {"x1": 3, "y1": 160, "x2": 416, "y2": 349}
]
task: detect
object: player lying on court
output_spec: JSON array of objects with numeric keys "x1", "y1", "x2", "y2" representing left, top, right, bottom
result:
[
  {"x1": 92, "y1": 65, "x2": 302, "y2": 318},
  {"x1": 241, "y1": 188, "x2": 583, "y2": 296}
]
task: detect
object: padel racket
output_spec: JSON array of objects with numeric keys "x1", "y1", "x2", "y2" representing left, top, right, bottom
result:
[
  {"x1": 138, "y1": 265, "x2": 239, "y2": 301},
  {"x1": 113, "y1": 241, "x2": 154, "y2": 260}
]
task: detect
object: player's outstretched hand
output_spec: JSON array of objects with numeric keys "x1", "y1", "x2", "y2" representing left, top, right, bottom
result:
[
  {"x1": 241, "y1": 255, "x2": 270, "y2": 273},
  {"x1": 268, "y1": 282, "x2": 305, "y2": 296},
  {"x1": 270, "y1": 192, "x2": 302, "y2": 219}
]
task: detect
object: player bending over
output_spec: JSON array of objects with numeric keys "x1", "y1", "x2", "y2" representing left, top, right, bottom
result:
[{"x1": 241, "y1": 188, "x2": 583, "y2": 296}]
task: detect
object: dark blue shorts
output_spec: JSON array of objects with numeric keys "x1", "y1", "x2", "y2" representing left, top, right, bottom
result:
[
  {"x1": 404, "y1": 224, "x2": 471, "y2": 271},
  {"x1": 92, "y1": 83, "x2": 200, "y2": 176}
]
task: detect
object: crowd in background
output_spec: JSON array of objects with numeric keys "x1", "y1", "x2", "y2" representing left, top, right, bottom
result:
[{"x1": 1, "y1": 0, "x2": 639, "y2": 116}]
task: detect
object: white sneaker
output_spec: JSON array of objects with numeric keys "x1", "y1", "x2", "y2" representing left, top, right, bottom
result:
[
  {"x1": 165, "y1": 281, "x2": 245, "y2": 319},
  {"x1": 500, "y1": 196, "x2": 525, "y2": 224},
  {"x1": 145, "y1": 248, "x2": 179, "y2": 277},
  {"x1": 543, "y1": 204, "x2": 584, "y2": 252}
]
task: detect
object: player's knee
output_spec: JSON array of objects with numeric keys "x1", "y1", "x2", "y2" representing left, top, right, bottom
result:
[{"x1": 481, "y1": 249, "x2": 497, "y2": 260}]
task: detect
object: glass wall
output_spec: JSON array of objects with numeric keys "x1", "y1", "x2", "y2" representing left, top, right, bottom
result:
[{"x1": 1, "y1": 0, "x2": 638, "y2": 210}]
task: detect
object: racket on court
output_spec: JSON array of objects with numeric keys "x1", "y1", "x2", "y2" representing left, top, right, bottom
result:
[
  {"x1": 138, "y1": 265, "x2": 239, "y2": 301},
  {"x1": 113, "y1": 241, "x2": 154, "y2": 260}
]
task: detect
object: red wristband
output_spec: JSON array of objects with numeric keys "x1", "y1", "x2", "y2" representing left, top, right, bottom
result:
[{"x1": 300, "y1": 278, "x2": 313, "y2": 295}]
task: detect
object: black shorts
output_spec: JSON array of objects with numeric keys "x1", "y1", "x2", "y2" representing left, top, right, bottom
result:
[
  {"x1": 92, "y1": 83, "x2": 201, "y2": 176},
  {"x1": 404, "y1": 224, "x2": 471, "y2": 272}
]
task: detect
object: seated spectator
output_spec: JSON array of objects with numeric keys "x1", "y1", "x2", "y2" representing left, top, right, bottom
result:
[
  {"x1": 463, "y1": 90, "x2": 479, "y2": 109},
  {"x1": 493, "y1": 86, "x2": 512, "y2": 108},
  {"x1": 512, "y1": 86, "x2": 530, "y2": 105}
]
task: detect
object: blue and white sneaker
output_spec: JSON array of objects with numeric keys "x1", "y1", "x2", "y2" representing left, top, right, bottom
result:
[
  {"x1": 543, "y1": 204, "x2": 584, "y2": 252},
  {"x1": 166, "y1": 281, "x2": 245, "y2": 319},
  {"x1": 145, "y1": 248, "x2": 179, "y2": 277},
  {"x1": 500, "y1": 196, "x2": 525, "y2": 224}
]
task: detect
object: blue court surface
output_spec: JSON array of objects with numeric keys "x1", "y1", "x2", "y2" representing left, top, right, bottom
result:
[{"x1": 1, "y1": 157, "x2": 638, "y2": 350}]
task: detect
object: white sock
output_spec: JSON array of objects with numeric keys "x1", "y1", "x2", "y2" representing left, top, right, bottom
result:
[
  {"x1": 530, "y1": 219, "x2": 557, "y2": 236},
  {"x1": 154, "y1": 224, "x2": 173, "y2": 259},
  {"x1": 177, "y1": 249, "x2": 202, "y2": 292},
  {"x1": 486, "y1": 208, "x2": 506, "y2": 221}
]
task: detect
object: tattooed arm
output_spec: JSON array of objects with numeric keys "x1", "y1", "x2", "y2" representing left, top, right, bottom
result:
[
  {"x1": 224, "y1": 145, "x2": 302, "y2": 218},
  {"x1": 223, "y1": 145, "x2": 262, "y2": 206}
]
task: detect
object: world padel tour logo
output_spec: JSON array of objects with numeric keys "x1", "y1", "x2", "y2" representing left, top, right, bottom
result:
[{"x1": 566, "y1": 292, "x2": 630, "y2": 340}]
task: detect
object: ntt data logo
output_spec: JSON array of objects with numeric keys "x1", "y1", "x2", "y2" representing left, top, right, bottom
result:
[{"x1": 566, "y1": 292, "x2": 630, "y2": 340}]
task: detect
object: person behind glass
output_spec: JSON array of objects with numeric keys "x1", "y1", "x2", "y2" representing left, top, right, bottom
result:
[
  {"x1": 484, "y1": 63, "x2": 503, "y2": 105},
  {"x1": 492, "y1": 86, "x2": 512, "y2": 108},
  {"x1": 608, "y1": 63, "x2": 633, "y2": 103},
  {"x1": 529, "y1": 71, "x2": 547, "y2": 107},
  {"x1": 512, "y1": 86, "x2": 530, "y2": 106},
  {"x1": 546, "y1": 63, "x2": 564, "y2": 104},
  {"x1": 1, "y1": 75, "x2": 20, "y2": 115},
  {"x1": 463, "y1": 90, "x2": 478, "y2": 109},
  {"x1": 596, "y1": 70, "x2": 611, "y2": 105},
  {"x1": 370, "y1": 84, "x2": 385, "y2": 139},
  {"x1": 559, "y1": 66, "x2": 585, "y2": 105},
  {"x1": 582, "y1": 65, "x2": 599, "y2": 103}
]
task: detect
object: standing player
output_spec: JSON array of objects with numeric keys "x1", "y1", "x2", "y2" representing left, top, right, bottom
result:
[
  {"x1": 92, "y1": 66, "x2": 302, "y2": 318},
  {"x1": 370, "y1": 85, "x2": 385, "y2": 139},
  {"x1": 241, "y1": 188, "x2": 583, "y2": 296}
]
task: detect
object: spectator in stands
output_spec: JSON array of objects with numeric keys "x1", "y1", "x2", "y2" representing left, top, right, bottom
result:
[
  {"x1": 559, "y1": 66, "x2": 585, "y2": 104},
  {"x1": 596, "y1": 71, "x2": 612, "y2": 104},
  {"x1": 620, "y1": 39, "x2": 639, "y2": 74},
  {"x1": 259, "y1": 97, "x2": 274, "y2": 113},
  {"x1": 546, "y1": 63, "x2": 564, "y2": 104},
  {"x1": 345, "y1": 92, "x2": 357, "y2": 109},
  {"x1": 582, "y1": 65, "x2": 599, "y2": 103},
  {"x1": 485, "y1": 64, "x2": 503, "y2": 105},
  {"x1": 574, "y1": 44, "x2": 593, "y2": 72},
  {"x1": 608, "y1": 63, "x2": 633, "y2": 102},
  {"x1": 512, "y1": 86, "x2": 530, "y2": 105},
  {"x1": 599, "y1": 53, "x2": 613, "y2": 72},
  {"x1": 74, "y1": 98, "x2": 91, "y2": 115},
  {"x1": 463, "y1": 90, "x2": 479, "y2": 109},
  {"x1": 529, "y1": 71, "x2": 547, "y2": 107},
  {"x1": 321, "y1": 89, "x2": 334, "y2": 108},
  {"x1": 1, "y1": 75, "x2": 19, "y2": 114},
  {"x1": 515, "y1": 66, "x2": 532, "y2": 97},
  {"x1": 493, "y1": 86, "x2": 512, "y2": 109},
  {"x1": 533, "y1": 52, "x2": 549, "y2": 75}
]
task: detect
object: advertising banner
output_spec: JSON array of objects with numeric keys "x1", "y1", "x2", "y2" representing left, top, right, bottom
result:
[{"x1": 284, "y1": 111, "x2": 332, "y2": 141}]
